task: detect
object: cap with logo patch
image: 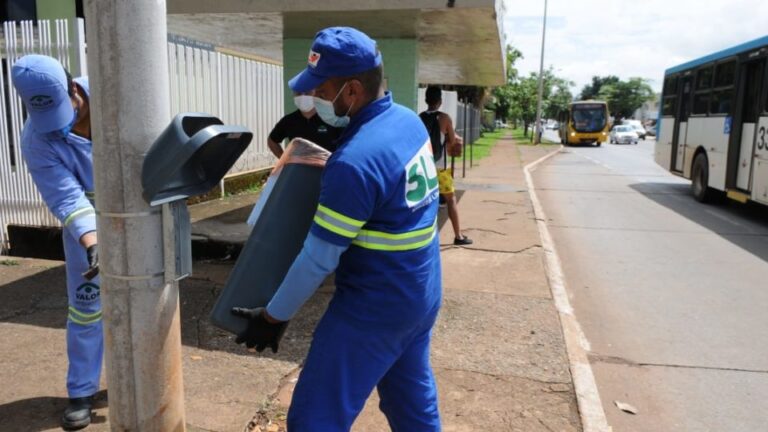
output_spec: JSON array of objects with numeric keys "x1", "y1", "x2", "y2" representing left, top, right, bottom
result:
[
  {"x1": 11, "y1": 54, "x2": 73, "y2": 133},
  {"x1": 288, "y1": 27, "x2": 382, "y2": 93}
]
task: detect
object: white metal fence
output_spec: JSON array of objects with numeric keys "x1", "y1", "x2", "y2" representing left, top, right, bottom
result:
[
  {"x1": 167, "y1": 35, "x2": 282, "y2": 175},
  {"x1": 0, "y1": 19, "x2": 86, "y2": 253},
  {"x1": 0, "y1": 21, "x2": 284, "y2": 253}
]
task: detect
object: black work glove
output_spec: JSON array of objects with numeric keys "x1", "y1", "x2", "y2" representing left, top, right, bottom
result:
[
  {"x1": 82, "y1": 244, "x2": 99, "y2": 280},
  {"x1": 231, "y1": 307, "x2": 288, "y2": 353}
]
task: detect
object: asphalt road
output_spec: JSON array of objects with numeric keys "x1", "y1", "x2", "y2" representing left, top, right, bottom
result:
[{"x1": 534, "y1": 130, "x2": 768, "y2": 432}]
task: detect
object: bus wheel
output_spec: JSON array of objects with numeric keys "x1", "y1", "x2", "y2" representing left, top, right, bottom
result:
[
  {"x1": 595, "y1": 141, "x2": 601, "y2": 147},
  {"x1": 692, "y1": 153, "x2": 712, "y2": 203}
]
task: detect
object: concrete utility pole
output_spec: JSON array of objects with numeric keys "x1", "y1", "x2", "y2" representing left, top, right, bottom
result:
[
  {"x1": 84, "y1": 1, "x2": 186, "y2": 430},
  {"x1": 533, "y1": 0, "x2": 548, "y2": 145}
]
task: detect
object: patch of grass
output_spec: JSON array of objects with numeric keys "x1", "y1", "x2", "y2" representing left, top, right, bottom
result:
[
  {"x1": 224, "y1": 180, "x2": 265, "y2": 198},
  {"x1": 0, "y1": 259, "x2": 19, "y2": 266},
  {"x1": 509, "y1": 128, "x2": 559, "y2": 146},
  {"x1": 463, "y1": 129, "x2": 508, "y2": 162}
]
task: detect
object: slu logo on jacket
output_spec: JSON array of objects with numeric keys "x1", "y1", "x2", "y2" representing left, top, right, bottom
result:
[{"x1": 405, "y1": 139, "x2": 439, "y2": 210}]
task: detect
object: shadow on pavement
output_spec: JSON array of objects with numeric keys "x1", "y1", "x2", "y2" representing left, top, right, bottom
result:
[
  {"x1": 629, "y1": 182, "x2": 768, "y2": 263},
  {"x1": 0, "y1": 188, "x2": 467, "y2": 365},
  {"x1": 0, "y1": 389, "x2": 108, "y2": 432}
]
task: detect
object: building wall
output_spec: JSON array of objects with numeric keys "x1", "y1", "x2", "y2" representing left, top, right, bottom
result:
[{"x1": 283, "y1": 37, "x2": 418, "y2": 114}]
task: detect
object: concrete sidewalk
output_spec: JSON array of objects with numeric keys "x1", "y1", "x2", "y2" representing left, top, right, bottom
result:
[{"x1": 0, "y1": 134, "x2": 581, "y2": 431}]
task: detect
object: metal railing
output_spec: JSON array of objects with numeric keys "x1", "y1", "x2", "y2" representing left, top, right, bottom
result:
[
  {"x1": 0, "y1": 22, "x2": 285, "y2": 253},
  {"x1": 452, "y1": 101, "x2": 483, "y2": 178},
  {"x1": 167, "y1": 35, "x2": 282, "y2": 177},
  {"x1": 0, "y1": 19, "x2": 85, "y2": 253}
]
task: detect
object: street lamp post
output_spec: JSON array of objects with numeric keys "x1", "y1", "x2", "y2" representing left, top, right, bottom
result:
[{"x1": 534, "y1": 0, "x2": 548, "y2": 144}]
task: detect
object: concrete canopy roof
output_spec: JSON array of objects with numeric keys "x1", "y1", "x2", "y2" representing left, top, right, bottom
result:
[{"x1": 166, "y1": 0, "x2": 505, "y2": 86}]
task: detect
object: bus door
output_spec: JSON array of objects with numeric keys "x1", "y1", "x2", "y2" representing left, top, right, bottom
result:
[
  {"x1": 735, "y1": 58, "x2": 765, "y2": 191},
  {"x1": 672, "y1": 76, "x2": 693, "y2": 172}
]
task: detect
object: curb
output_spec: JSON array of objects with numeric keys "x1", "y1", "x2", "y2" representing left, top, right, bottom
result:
[{"x1": 523, "y1": 146, "x2": 613, "y2": 432}]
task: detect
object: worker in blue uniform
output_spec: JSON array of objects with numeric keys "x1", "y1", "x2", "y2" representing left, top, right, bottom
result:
[
  {"x1": 12, "y1": 55, "x2": 102, "y2": 430},
  {"x1": 231, "y1": 27, "x2": 442, "y2": 431}
]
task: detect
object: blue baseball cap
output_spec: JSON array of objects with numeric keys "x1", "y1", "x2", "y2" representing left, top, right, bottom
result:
[
  {"x1": 289, "y1": 27, "x2": 383, "y2": 93},
  {"x1": 11, "y1": 54, "x2": 74, "y2": 133}
]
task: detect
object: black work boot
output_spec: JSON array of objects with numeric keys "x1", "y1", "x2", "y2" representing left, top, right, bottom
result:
[{"x1": 61, "y1": 396, "x2": 93, "y2": 430}]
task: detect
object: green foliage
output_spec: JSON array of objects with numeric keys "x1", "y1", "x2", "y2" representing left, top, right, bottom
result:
[
  {"x1": 597, "y1": 77, "x2": 655, "y2": 120},
  {"x1": 579, "y1": 75, "x2": 655, "y2": 120},
  {"x1": 579, "y1": 76, "x2": 620, "y2": 100},
  {"x1": 488, "y1": 45, "x2": 573, "y2": 135},
  {"x1": 490, "y1": 46, "x2": 523, "y2": 121}
]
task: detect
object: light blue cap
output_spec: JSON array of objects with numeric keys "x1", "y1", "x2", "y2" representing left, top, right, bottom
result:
[{"x1": 11, "y1": 54, "x2": 73, "y2": 133}]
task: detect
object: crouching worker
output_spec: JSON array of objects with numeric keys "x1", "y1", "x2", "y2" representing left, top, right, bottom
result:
[{"x1": 12, "y1": 55, "x2": 102, "y2": 430}]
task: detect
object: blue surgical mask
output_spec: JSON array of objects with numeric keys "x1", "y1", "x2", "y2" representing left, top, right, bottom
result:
[
  {"x1": 313, "y1": 82, "x2": 352, "y2": 128},
  {"x1": 49, "y1": 108, "x2": 78, "y2": 140}
]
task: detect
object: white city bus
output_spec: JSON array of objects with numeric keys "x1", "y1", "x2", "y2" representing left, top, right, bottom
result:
[{"x1": 655, "y1": 35, "x2": 768, "y2": 205}]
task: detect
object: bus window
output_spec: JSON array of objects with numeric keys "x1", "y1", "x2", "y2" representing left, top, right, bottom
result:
[
  {"x1": 696, "y1": 67, "x2": 713, "y2": 90},
  {"x1": 710, "y1": 89, "x2": 733, "y2": 115},
  {"x1": 663, "y1": 76, "x2": 678, "y2": 97},
  {"x1": 662, "y1": 97, "x2": 677, "y2": 116},
  {"x1": 714, "y1": 61, "x2": 736, "y2": 87},
  {"x1": 693, "y1": 93, "x2": 710, "y2": 115},
  {"x1": 764, "y1": 78, "x2": 768, "y2": 114},
  {"x1": 571, "y1": 104, "x2": 607, "y2": 132}
]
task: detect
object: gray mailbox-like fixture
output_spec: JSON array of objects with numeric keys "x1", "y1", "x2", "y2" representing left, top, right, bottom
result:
[{"x1": 142, "y1": 112, "x2": 253, "y2": 281}]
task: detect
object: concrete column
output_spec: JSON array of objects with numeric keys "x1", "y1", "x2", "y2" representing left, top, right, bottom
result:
[{"x1": 83, "y1": 1, "x2": 186, "y2": 431}]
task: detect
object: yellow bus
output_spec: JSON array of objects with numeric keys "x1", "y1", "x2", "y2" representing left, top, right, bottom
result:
[{"x1": 558, "y1": 100, "x2": 610, "y2": 146}]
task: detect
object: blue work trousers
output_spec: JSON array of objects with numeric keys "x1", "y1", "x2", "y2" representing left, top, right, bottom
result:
[
  {"x1": 64, "y1": 230, "x2": 103, "y2": 398},
  {"x1": 288, "y1": 307, "x2": 441, "y2": 431}
]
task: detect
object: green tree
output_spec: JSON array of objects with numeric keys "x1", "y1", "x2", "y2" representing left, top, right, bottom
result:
[
  {"x1": 597, "y1": 77, "x2": 655, "y2": 120},
  {"x1": 511, "y1": 73, "x2": 539, "y2": 136},
  {"x1": 490, "y1": 45, "x2": 523, "y2": 122},
  {"x1": 542, "y1": 70, "x2": 574, "y2": 120},
  {"x1": 579, "y1": 75, "x2": 619, "y2": 100}
]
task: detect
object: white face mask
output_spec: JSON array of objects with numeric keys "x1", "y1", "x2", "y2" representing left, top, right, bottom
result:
[
  {"x1": 294, "y1": 95, "x2": 314, "y2": 113},
  {"x1": 313, "y1": 82, "x2": 352, "y2": 128}
]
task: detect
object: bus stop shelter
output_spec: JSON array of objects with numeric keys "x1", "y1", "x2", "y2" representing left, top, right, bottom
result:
[{"x1": 166, "y1": 0, "x2": 506, "y2": 112}]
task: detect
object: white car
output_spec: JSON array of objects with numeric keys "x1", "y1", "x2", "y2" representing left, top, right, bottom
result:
[
  {"x1": 622, "y1": 119, "x2": 647, "y2": 140},
  {"x1": 610, "y1": 125, "x2": 639, "y2": 145}
]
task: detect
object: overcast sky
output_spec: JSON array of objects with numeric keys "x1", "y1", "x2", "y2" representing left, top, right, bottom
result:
[{"x1": 503, "y1": 0, "x2": 768, "y2": 95}]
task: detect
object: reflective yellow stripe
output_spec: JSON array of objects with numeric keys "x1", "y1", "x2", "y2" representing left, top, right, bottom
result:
[
  {"x1": 63, "y1": 207, "x2": 95, "y2": 226},
  {"x1": 313, "y1": 215, "x2": 358, "y2": 238},
  {"x1": 351, "y1": 220, "x2": 437, "y2": 251},
  {"x1": 68, "y1": 313, "x2": 102, "y2": 325},
  {"x1": 68, "y1": 306, "x2": 101, "y2": 320},
  {"x1": 317, "y1": 204, "x2": 365, "y2": 227},
  {"x1": 352, "y1": 229, "x2": 436, "y2": 251},
  {"x1": 358, "y1": 223, "x2": 435, "y2": 240}
]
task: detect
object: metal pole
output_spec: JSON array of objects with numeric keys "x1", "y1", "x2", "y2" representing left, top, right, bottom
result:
[
  {"x1": 534, "y1": 0, "x2": 548, "y2": 145},
  {"x1": 470, "y1": 107, "x2": 474, "y2": 168},
  {"x1": 84, "y1": 1, "x2": 186, "y2": 431},
  {"x1": 462, "y1": 100, "x2": 468, "y2": 178},
  {"x1": 450, "y1": 102, "x2": 456, "y2": 177}
]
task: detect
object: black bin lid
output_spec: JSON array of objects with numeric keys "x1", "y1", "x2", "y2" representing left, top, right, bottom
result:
[{"x1": 142, "y1": 113, "x2": 253, "y2": 206}]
